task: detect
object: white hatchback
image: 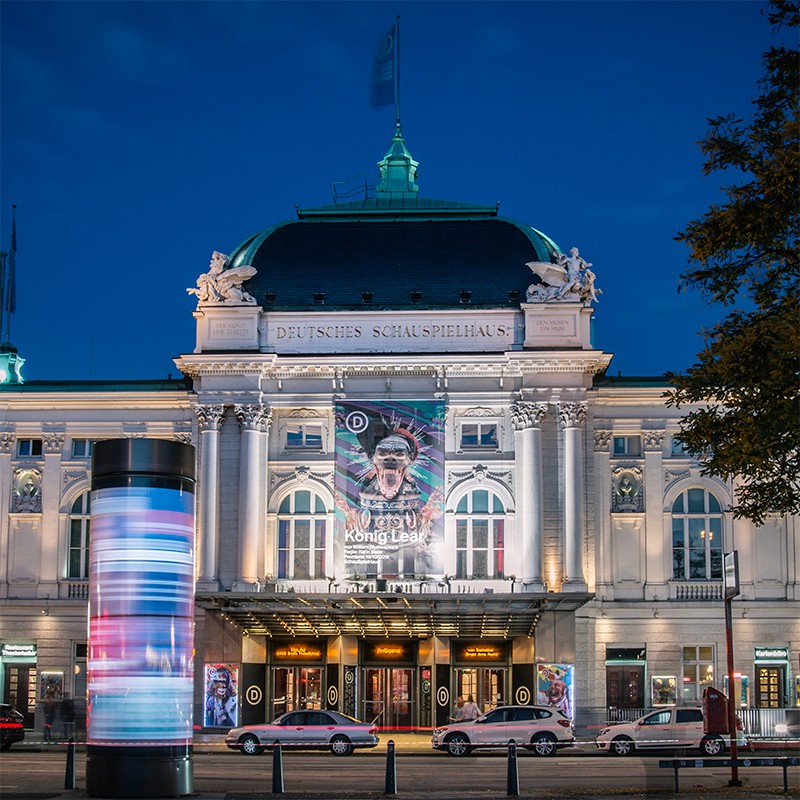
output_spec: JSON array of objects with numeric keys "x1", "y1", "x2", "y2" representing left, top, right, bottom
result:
[{"x1": 432, "y1": 705, "x2": 575, "y2": 757}]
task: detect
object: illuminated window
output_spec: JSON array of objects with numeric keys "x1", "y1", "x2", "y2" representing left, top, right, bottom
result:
[
  {"x1": 672, "y1": 488, "x2": 723, "y2": 580},
  {"x1": 460, "y1": 422, "x2": 498, "y2": 450},
  {"x1": 277, "y1": 490, "x2": 327, "y2": 580},
  {"x1": 612, "y1": 435, "x2": 640, "y2": 456},
  {"x1": 455, "y1": 489, "x2": 505, "y2": 579},
  {"x1": 682, "y1": 645, "x2": 714, "y2": 702},
  {"x1": 68, "y1": 493, "x2": 91, "y2": 579},
  {"x1": 17, "y1": 438, "x2": 42, "y2": 458},
  {"x1": 71, "y1": 439, "x2": 93, "y2": 458},
  {"x1": 285, "y1": 422, "x2": 323, "y2": 450}
]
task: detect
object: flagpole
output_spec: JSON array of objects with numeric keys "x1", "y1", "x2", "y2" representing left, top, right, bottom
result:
[
  {"x1": 395, "y1": 15, "x2": 401, "y2": 129},
  {"x1": 5, "y1": 205, "x2": 16, "y2": 343}
]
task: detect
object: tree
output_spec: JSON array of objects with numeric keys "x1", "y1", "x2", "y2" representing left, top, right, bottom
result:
[{"x1": 665, "y1": 0, "x2": 799, "y2": 526}]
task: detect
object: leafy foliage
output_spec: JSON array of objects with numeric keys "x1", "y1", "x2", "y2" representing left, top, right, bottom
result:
[{"x1": 666, "y1": 1, "x2": 799, "y2": 525}]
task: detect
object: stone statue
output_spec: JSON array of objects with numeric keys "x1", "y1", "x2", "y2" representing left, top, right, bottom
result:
[
  {"x1": 525, "y1": 247, "x2": 601, "y2": 304},
  {"x1": 188, "y1": 251, "x2": 257, "y2": 305}
]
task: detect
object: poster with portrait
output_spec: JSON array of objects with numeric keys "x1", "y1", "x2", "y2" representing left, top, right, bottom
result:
[
  {"x1": 335, "y1": 400, "x2": 445, "y2": 578},
  {"x1": 39, "y1": 671, "x2": 64, "y2": 701},
  {"x1": 651, "y1": 675, "x2": 677, "y2": 706},
  {"x1": 204, "y1": 663, "x2": 239, "y2": 728},
  {"x1": 537, "y1": 663, "x2": 575, "y2": 719}
]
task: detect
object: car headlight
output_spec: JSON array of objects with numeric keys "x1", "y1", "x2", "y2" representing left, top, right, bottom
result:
[
  {"x1": 774, "y1": 724, "x2": 788, "y2": 735},
  {"x1": 433, "y1": 727, "x2": 447, "y2": 736}
]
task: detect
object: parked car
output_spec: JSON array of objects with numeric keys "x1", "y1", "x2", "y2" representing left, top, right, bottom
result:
[
  {"x1": 225, "y1": 709, "x2": 379, "y2": 756},
  {"x1": 0, "y1": 703, "x2": 25, "y2": 751},
  {"x1": 595, "y1": 706, "x2": 746, "y2": 756},
  {"x1": 432, "y1": 704, "x2": 574, "y2": 757}
]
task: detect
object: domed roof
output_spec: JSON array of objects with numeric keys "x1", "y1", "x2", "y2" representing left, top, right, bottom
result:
[{"x1": 227, "y1": 128, "x2": 561, "y2": 311}]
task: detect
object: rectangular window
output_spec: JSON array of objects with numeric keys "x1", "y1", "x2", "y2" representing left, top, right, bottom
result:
[
  {"x1": 682, "y1": 645, "x2": 714, "y2": 702},
  {"x1": 71, "y1": 439, "x2": 93, "y2": 458},
  {"x1": 671, "y1": 437, "x2": 690, "y2": 456},
  {"x1": 285, "y1": 423, "x2": 323, "y2": 450},
  {"x1": 17, "y1": 438, "x2": 43, "y2": 457},
  {"x1": 460, "y1": 423, "x2": 498, "y2": 450},
  {"x1": 612, "y1": 435, "x2": 640, "y2": 456}
]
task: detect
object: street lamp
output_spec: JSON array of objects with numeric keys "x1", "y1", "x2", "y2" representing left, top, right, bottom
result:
[{"x1": 723, "y1": 551, "x2": 741, "y2": 787}]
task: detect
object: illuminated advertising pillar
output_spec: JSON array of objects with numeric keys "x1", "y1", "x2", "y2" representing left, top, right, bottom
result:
[{"x1": 87, "y1": 439, "x2": 195, "y2": 797}]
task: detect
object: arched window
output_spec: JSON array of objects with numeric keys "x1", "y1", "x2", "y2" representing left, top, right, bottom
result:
[
  {"x1": 277, "y1": 490, "x2": 328, "y2": 580},
  {"x1": 68, "y1": 492, "x2": 91, "y2": 579},
  {"x1": 671, "y1": 488, "x2": 723, "y2": 580},
  {"x1": 455, "y1": 488, "x2": 505, "y2": 580}
]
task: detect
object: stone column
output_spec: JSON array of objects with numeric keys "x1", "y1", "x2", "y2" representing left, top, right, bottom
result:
[
  {"x1": 511, "y1": 401, "x2": 548, "y2": 592},
  {"x1": 41, "y1": 433, "x2": 65, "y2": 588},
  {"x1": 558, "y1": 402, "x2": 588, "y2": 591},
  {"x1": 195, "y1": 405, "x2": 225, "y2": 588},
  {"x1": 233, "y1": 403, "x2": 272, "y2": 588}
]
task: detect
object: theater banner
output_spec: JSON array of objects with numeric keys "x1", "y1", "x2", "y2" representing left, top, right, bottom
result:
[{"x1": 335, "y1": 400, "x2": 445, "y2": 578}]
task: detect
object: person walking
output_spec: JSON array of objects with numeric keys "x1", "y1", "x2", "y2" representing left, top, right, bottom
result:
[
  {"x1": 462, "y1": 694, "x2": 482, "y2": 721},
  {"x1": 42, "y1": 689, "x2": 56, "y2": 742}
]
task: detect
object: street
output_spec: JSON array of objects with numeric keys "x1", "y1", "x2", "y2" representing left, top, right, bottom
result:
[{"x1": 1, "y1": 741, "x2": 797, "y2": 799}]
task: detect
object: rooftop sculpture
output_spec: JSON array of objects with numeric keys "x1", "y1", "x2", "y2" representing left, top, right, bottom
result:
[
  {"x1": 188, "y1": 251, "x2": 257, "y2": 305},
  {"x1": 525, "y1": 247, "x2": 601, "y2": 304}
]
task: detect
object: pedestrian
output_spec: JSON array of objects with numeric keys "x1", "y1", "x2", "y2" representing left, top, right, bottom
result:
[
  {"x1": 60, "y1": 693, "x2": 76, "y2": 738},
  {"x1": 462, "y1": 694, "x2": 482, "y2": 721},
  {"x1": 452, "y1": 696, "x2": 465, "y2": 722},
  {"x1": 42, "y1": 688, "x2": 56, "y2": 742}
]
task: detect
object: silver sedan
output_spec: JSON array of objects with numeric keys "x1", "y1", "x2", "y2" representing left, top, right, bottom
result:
[{"x1": 226, "y1": 709, "x2": 379, "y2": 756}]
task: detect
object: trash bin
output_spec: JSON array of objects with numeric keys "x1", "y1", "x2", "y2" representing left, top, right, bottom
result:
[{"x1": 702, "y1": 686, "x2": 729, "y2": 734}]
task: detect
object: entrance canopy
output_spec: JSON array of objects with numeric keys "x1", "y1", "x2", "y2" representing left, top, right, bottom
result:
[{"x1": 195, "y1": 591, "x2": 592, "y2": 639}]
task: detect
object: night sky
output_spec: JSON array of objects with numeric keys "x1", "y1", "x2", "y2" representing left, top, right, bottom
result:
[{"x1": 0, "y1": 1, "x2": 786, "y2": 381}]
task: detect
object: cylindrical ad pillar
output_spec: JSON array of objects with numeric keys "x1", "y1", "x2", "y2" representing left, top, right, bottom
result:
[{"x1": 87, "y1": 439, "x2": 195, "y2": 797}]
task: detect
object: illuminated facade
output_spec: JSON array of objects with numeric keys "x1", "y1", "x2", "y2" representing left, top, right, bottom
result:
[{"x1": 0, "y1": 131, "x2": 798, "y2": 738}]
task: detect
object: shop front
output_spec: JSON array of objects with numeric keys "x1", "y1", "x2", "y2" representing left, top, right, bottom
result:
[
  {"x1": 0, "y1": 643, "x2": 38, "y2": 728},
  {"x1": 754, "y1": 646, "x2": 790, "y2": 708},
  {"x1": 271, "y1": 640, "x2": 326, "y2": 717},
  {"x1": 452, "y1": 641, "x2": 508, "y2": 714},
  {"x1": 605, "y1": 647, "x2": 646, "y2": 715},
  {"x1": 361, "y1": 640, "x2": 415, "y2": 730}
]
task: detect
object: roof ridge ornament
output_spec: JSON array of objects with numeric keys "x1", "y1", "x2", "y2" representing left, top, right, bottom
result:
[
  {"x1": 525, "y1": 248, "x2": 601, "y2": 305},
  {"x1": 376, "y1": 125, "x2": 419, "y2": 198}
]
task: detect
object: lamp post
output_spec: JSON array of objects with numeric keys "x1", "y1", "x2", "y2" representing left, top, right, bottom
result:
[{"x1": 723, "y1": 551, "x2": 741, "y2": 787}]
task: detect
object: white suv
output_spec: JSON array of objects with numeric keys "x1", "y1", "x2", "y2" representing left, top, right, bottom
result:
[
  {"x1": 595, "y1": 706, "x2": 746, "y2": 756},
  {"x1": 432, "y1": 704, "x2": 574, "y2": 757}
]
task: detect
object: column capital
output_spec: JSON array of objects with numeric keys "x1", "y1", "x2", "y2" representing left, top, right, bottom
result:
[
  {"x1": 643, "y1": 430, "x2": 665, "y2": 452},
  {"x1": 234, "y1": 403, "x2": 272, "y2": 433},
  {"x1": 510, "y1": 401, "x2": 548, "y2": 431},
  {"x1": 195, "y1": 404, "x2": 226, "y2": 432},
  {"x1": 0, "y1": 432, "x2": 13, "y2": 454},
  {"x1": 557, "y1": 401, "x2": 587, "y2": 430},
  {"x1": 43, "y1": 433, "x2": 65, "y2": 454}
]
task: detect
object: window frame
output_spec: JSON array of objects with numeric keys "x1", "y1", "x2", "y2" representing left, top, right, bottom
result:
[
  {"x1": 682, "y1": 645, "x2": 715, "y2": 702},
  {"x1": 70, "y1": 439, "x2": 93, "y2": 459},
  {"x1": 276, "y1": 489, "x2": 329, "y2": 580},
  {"x1": 67, "y1": 492, "x2": 91, "y2": 579},
  {"x1": 456, "y1": 416, "x2": 501, "y2": 453},
  {"x1": 16, "y1": 438, "x2": 43, "y2": 458},
  {"x1": 454, "y1": 488, "x2": 506, "y2": 580},
  {"x1": 612, "y1": 435, "x2": 641, "y2": 457},
  {"x1": 671, "y1": 488, "x2": 723, "y2": 581}
]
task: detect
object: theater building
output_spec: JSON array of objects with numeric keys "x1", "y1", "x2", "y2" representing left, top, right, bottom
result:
[{"x1": 0, "y1": 129, "x2": 798, "y2": 736}]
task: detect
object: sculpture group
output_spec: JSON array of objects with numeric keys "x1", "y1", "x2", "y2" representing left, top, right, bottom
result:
[
  {"x1": 526, "y1": 247, "x2": 600, "y2": 304},
  {"x1": 188, "y1": 251, "x2": 257, "y2": 305}
]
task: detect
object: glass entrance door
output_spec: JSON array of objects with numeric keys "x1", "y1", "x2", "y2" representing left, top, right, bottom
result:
[
  {"x1": 756, "y1": 666, "x2": 784, "y2": 708},
  {"x1": 454, "y1": 668, "x2": 506, "y2": 713},
  {"x1": 606, "y1": 665, "x2": 644, "y2": 710},
  {"x1": 3, "y1": 664, "x2": 37, "y2": 727},
  {"x1": 363, "y1": 668, "x2": 414, "y2": 730},
  {"x1": 272, "y1": 667, "x2": 322, "y2": 718}
]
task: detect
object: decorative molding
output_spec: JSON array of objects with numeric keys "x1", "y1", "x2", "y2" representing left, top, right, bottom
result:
[
  {"x1": 611, "y1": 466, "x2": 644, "y2": 513},
  {"x1": 270, "y1": 468, "x2": 333, "y2": 491},
  {"x1": 665, "y1": 468, "x2": 691, "y2": 486},
  {"x1": 510, "y1": 401, "x2": 547, "y2": 431},
  {"x1": 643, "y1": 431, "x2": 665, "y2": 452},
  {"x1": 172, "y1": 433, "x2": 194, "y2": 445},
  {"x1": 0, "y1": 432, "x2": 14, "y2": 454},
  {"x1": 463, "y1": 407, "x2": 495, "y2": 418},
  {"x1": 11, "y1": 468, "x2": 42, "y2": 513},
  {"x1": 234, "y1": 404, "x2": 272, "y2": 433},
  {"x1": 557, "y1": 401, "x2": 587, "y2": 429},
  {"x1": 43, "y1": 433, "x2": 65, "y2": 454},
  {"x1": 195, "y1": 404, "x2": 226, "y2": 432},
  {"x1": 62, "y1": 469, "x2": 89, "y2": 494},
  {"x1": 447, "y1": 464, "x2": 513, "y2": 490},
  {"x1": 288, "y1": 408, "x2": 321, "y2": 419},
  {"x1": 593, "y1": 430, "x2": 612, "y2": 452}
]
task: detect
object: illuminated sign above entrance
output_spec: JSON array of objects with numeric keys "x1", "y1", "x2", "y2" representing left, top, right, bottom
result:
[
  {"x1": 363, "y1": 641, "x2": 415, "y2": 663},
  {"x1": 754, "y1": 647, "x2": 789, "y2": 662},
  {"x1": 1, "y1": 643, "x2": 37, "y2": 658},
  {"x1": 273, "y1": 642, "x2": 324, "y2": 661},
  {"x1": 454, "y1": 642, "x2": 507, "y2": 662}
]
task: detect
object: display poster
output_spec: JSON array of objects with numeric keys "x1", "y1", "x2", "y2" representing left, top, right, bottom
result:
[
  {"x1": 39, "y1": 671, "x2": 64, "y2": 701},
  {"x1": 335, "y1": 400, "x2": 445, "y2": 577},
  {"x1": 537, "y1": 663, "x2": 575, "y2": 719},
  {"x1": 204, "y1": 664, "x2": 239, "y2": 728},
  {"x1": 651, "y1": 675, "x2": 677, "y2": 705}
]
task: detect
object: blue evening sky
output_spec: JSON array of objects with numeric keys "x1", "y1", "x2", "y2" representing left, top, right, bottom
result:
[{"x1": 0, "y1": 1, "x2": 786, "y2": 381}]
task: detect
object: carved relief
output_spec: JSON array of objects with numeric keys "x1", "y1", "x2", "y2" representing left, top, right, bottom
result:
[
  {"x1": 289, "y1": 408, "x2": 320, "y2": 418},
  {"x1": 12, "y1": 468, "x2": 42, "y2": 513},
  {"x1": 643, "y1": 431, "x2": 665, "y2": 452},
  {"x1": 43, "y1": 433, "x2": 65, "y2": 455},
  {"x1": 270, "y1": 468, "x2": 333, "y2": 491},
  {"x1": 62, "y1": 469, "x2": 88, "y2": 495},
  {"x1": 195, "y1": 404, "x2": 225, "y2": 432},
  {"x1": 557, "y1": 402, "x2": 587, "y2": 429},
  {"x1": 611, "y1": 466, "x2": 644, "y2": 513},
  {"x1": 447, "y1": 464, "x2": 513, "y2": 490},
  {"x1": 172, "y1": 433, "x2": 194, "y2": 445},
  {"x1": 0, "y1": 432, "x2": 14, "y2": 454},
  {"x1": 593, "y1": 430, "x2": 612, "y2": 451},
  {"x1": 510, "y1": 401, "x2": 547, "y2": 431},
  {"x1": 463, "y1": 407, "x2": 494, "y2": 417}
]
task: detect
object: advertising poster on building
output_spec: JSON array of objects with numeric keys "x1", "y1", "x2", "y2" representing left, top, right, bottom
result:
[
  {"x1": 335, "y1": 400, "x2": 445, "y2": 578},
  {"x1": 204, "y1": 664, "x2": 239, "y2": 728},
  {"x1": 537, "y1": 663, "x2": 574, "y2": 719}
]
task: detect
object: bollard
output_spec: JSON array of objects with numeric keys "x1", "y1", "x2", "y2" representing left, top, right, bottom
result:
[
  {"x1": 506, "y1": 739, "x2": 519, "y2": 797},
  {"x1": 64, "y1": 736, "x2": 76, "y2": 790},
  {"x1": 384, "y1": 739, "x2": 397, "y2": 796},
  {"x1": 272, "y1": 740, "x2": 284, "y2": 794}
]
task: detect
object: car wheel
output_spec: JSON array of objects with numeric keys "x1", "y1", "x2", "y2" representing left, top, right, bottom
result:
[
  {"x1": 445, "y1": 733, "x2": 471, "y2": 757},
  {"x1": 610, "y1": 736, "x2": 634, "y2": 756},
  {"x1": 530, "y1": 733, "x2": 557, "y2": 757},
  {"x1": 239, "y1": 734, "x2": 264, "y2": 756},
  {"x1": 329, "y1": 735, "x2": 354, "y2": 757},
  {"x1": 700, "y1": 735, "x2": 724, "y2": 757}
]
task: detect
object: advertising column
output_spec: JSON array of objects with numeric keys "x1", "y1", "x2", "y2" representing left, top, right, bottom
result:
[{"x1": 87, "y1": 439, "x2": 195, "y2": 797}]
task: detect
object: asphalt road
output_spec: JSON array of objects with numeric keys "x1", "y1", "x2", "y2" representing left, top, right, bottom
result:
[{"x1": 1, "y1": 743, "x2": 798, "y2": 800}]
